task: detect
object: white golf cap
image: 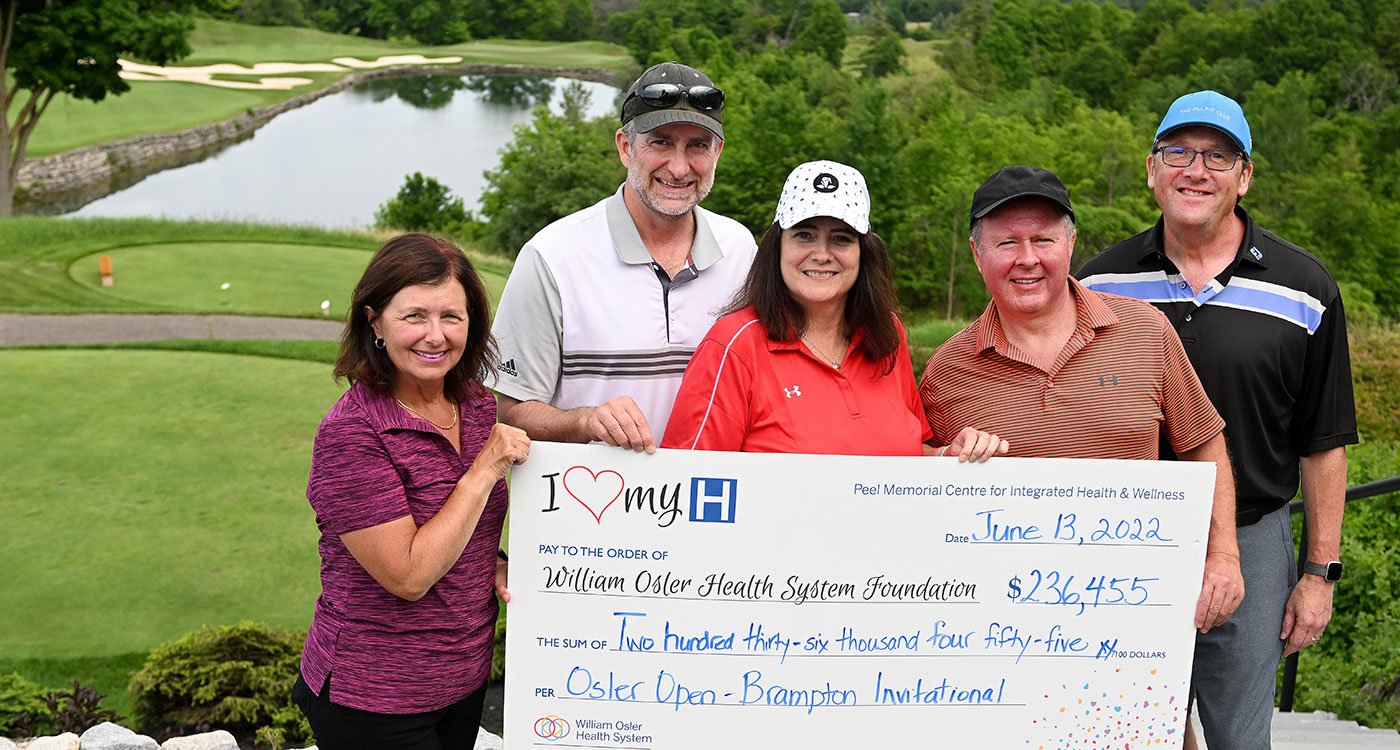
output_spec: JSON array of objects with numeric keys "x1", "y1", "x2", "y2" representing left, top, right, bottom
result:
[{"x1": 773, "y1": 160, "x2": 870, "y2": 235}]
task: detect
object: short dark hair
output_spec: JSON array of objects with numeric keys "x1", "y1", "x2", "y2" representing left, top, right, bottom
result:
[
  {"x1": 727, "y1": 222, "x2": 902, "y2": 372},
  {"x1": 334, "y1": 233, "x2": 497, "y2": 400}
]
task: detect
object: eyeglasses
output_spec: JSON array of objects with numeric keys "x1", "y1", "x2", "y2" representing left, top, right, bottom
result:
[
  {"x1": 627, "y1": 83, "x2": 725, "y2": 112},
  {"x1": 1154, "y1": 145, "x2": 1246, "y2": 171}
]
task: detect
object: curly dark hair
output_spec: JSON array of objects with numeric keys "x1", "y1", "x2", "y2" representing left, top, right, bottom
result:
[
  {"x1": 334, "y1": 233, "x2": 497, "y2": 399},
  {"x1": 727, "y1": 222, "x2": 902, "y2": 372}
]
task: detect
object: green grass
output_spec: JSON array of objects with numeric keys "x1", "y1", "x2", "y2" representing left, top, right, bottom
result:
[
  {"x1": 0, "y1": 346, "x2": 349, "y2": 720},
  {"x1": 0, "y1": 216, "x2": 519, "y2": 724},
  {"x1": 14, "y1": 339, "x2": 341, "y2": 364},
  {"x1": 0, "y1": 349, "x2": 340, "y2": 660},
  {"x1": 0, "y1": 217, "x2": 380, "y2": 313},
  {"x1": 183, "y1": 19, "x2": 631, "y2": 71},
  {"x1": 0, "y1": 217, "x2": 512, "y2": 317},
  {"x1": 182, "y1": 19, "x2": 442, "y2": 65},
  {"x1": 906, "y1": 315, "x2": 969, "y2": 376},
  {"x1": 18, "y1": 19, "x2": 632, "y2": 157},
  {"x1": 65, "y1": 241, "x2": 507, "y2": 319},
  {"x1": 26, "y1": 76, "x2": 338, "y2": 157},
  {"x1": 905, "y1": 316, "x2": 968, "y2": 349},
  {"x1": 74, "y1": 242, "x2": 375, "y2": 319}
]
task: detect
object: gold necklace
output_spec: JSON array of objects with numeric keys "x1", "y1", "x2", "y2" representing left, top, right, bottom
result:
[
  {"x1": 801, "y1": 334, "x2": 846, "y2": 369},
  {"x1": 393, "y1": 396, "x2": 459, "y2": 431}
]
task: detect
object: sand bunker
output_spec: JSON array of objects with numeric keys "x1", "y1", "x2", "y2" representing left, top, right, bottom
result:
[{"x1": 118, "y1": 54, "x2": 465, "y2": 90}]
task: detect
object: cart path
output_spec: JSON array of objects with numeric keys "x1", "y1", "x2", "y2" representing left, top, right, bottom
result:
[{"x1": 0, "y1": 313, "x2": 342, "y2": 346}]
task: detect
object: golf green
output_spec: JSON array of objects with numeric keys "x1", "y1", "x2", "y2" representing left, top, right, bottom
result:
[
  {"x1": 70, "y1": 242, "x2": 509, "y2": 318},
  {"x1": 69, "y1": 242, "x2": 373, "y2": 319}
]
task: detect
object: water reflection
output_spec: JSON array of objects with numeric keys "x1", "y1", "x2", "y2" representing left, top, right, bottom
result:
[
  {"x1": 463, "y1": 76, "x2": 555, "y2": 107},
  {"x1": 351, "y1": 74, "x2": 558, "y2": 111},
  {"x1": 353, "y1": 74, "x2": 469, "y2": 110},
  {"x1": 63, "y1": 75, "x2": 618, "y2": 228}
]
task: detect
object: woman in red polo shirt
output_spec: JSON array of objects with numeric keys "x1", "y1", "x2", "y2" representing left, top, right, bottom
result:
[
  {"x1": 293, "y1": 234, "x2": 530, "y2": 750},
  {"x1": 662, "y1": 161, "x2": 1005, "y2": 459}
]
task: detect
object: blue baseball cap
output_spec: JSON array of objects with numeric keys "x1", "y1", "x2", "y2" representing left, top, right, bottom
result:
[{"x1": 1154, "y1": 90, "x2": 1251, "y2": 155}]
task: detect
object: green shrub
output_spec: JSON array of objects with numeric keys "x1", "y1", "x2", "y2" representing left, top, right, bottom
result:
[
  {"x1": 375, "y1": 172, "x2": 470, "y2": 234},
  {"x1": 1292, "y1": 487, "x2": 1400, "y2": 729},
  {"x1": 9, "y1": 681, "x2": 123, "y2": 738},
  {"x1": 128, "y1": 623, "x2": 310, "y2": 744},
  {"x1": 0, "y1": 673, "x2": 47, "y2": 735},
  {"x1": 1283, "y1": 317, "x2": 1400, "y2": 729},
  {"x1": 1350, "y1": 321, "x2": 1400, "y2": 442}
]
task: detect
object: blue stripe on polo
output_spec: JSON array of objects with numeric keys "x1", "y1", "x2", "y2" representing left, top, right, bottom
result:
[
  {"x1": 1079, "y1": 273, "x2": 1196, "y2": 303},
  {"x1": 1082, "y1": 272, "x2": 1323, "y2": 334},
  {"x1": 1208, "y1": 285, "x2": 1323, "y2": 333}
]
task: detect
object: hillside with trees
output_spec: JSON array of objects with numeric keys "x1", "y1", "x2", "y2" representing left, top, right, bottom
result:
[{"x1": 454, "y1": 0, "x2": 1400, "y2": 324}]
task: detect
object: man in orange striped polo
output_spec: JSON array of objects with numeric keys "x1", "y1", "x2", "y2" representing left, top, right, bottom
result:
[{"x1": 918, "y1": 165, "x2": 1245, "y2": 635}]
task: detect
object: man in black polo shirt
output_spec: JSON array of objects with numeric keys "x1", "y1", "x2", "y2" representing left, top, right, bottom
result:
[{"x1": 1078, "y1": 90, "x2": 1358, "y2": 750}]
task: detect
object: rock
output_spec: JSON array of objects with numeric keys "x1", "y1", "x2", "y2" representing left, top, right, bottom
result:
[
  {"x1": 158, "y1": 731, "x2": 239, "y2": 750},
  {"x1": 17, "y1": 733, "x2": 79, "y2": 750},
  {"x1": 79, "y1": 722, "x2": 157, "y2": 750}
]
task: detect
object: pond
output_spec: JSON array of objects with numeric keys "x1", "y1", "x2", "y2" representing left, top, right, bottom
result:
[{"x1": 64, "y1": 74, "x2": 619, "y2": 228}]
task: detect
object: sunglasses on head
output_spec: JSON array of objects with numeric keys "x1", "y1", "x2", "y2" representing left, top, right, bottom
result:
[{"x1": 629, "y1": 83, "x2": 724, "y2": 112}]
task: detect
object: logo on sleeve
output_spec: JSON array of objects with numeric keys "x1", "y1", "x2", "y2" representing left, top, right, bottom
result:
[{"x1": 499, "y1": 358, "x2": 518, "y2": 377}]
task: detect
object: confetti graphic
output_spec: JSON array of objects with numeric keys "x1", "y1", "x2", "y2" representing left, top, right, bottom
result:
[{"x1": 1026, "y1": 669, "x2": 1186, "y2": 749}]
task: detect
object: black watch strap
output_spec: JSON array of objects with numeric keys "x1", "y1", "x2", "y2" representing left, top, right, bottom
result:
[{"x1": 1302, "y1": 560, "x2": 1342, "y2": 582}]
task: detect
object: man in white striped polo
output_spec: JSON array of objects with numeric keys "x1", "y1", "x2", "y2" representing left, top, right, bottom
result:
[
  {"x1": 1078, "y1": 90, "x2": 1358, "y2": 750},
  {"x1": 489, "y1": 62, "x2": 755, "y2": 452}
]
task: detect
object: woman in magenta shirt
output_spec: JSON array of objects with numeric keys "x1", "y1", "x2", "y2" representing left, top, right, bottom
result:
[
  {"x1": 294, "y1": 234, "x2": 529, "y2": 750},
  {"x1": 663, "y1": 161, "x2": 1005, "y2": 459}
]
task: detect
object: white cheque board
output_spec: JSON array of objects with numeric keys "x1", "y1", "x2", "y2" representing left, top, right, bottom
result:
[{"x1": 504, "y1": 443, "x2": 1214, "y2": 749}]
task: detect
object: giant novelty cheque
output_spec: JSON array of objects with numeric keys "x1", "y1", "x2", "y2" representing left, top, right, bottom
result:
[{"x1": 504, "y1": 442, "x2": 1215, "y2": 748}]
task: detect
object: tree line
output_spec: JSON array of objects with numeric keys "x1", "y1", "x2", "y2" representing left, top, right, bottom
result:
[
  {"x1": 208, "y1": 0, "x2": 596, "y2": 44},
  {"x1": 444, "y1": 0, "x2": 1400, "y2": 321}
]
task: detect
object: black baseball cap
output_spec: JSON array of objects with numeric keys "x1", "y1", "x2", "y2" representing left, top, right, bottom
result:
[
  {"x1": 620, "y1": 61, "x2": 724, "y2": 140},
  {"x1": 970, "y1": 165, "x2": 1074, "y2": 223}
]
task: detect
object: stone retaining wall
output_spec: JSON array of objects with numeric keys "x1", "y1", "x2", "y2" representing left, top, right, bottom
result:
[{"x1": 16, "y1": 64, "x2": 623, "y2": 214}]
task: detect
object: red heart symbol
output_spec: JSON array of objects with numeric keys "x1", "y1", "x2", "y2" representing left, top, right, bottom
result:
[{"x1": 563, "y1": 465, "x2": 625, "y2": 524}]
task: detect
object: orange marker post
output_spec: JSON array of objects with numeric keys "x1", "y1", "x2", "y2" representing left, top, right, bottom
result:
[{"x1": 98, "y1": 255, "x2": 114, "y2": 287}]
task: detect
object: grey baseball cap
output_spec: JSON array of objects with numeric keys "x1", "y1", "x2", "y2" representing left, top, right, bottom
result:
[{"x1": 620, "y1": 61, "x2": 724, "y2": 140}]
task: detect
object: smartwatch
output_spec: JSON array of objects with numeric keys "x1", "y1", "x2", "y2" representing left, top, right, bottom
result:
[{"x1": 1302, "y1": 560, "x2": 1342, "y2": 582}]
